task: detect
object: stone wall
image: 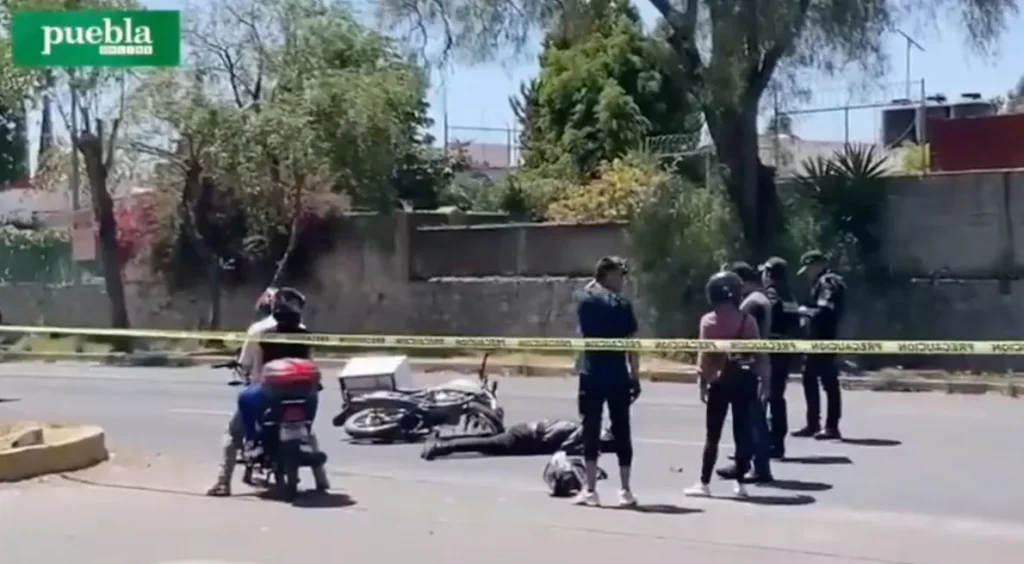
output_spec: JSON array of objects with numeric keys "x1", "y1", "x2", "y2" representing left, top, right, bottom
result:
[
  {"x1": 881, "y1": 171, "x2": 1023, "y2": 278},
  {"x1": 5, "y1": 170, "x2": 1024, "y2": 370},
  {"x1": 409, "y1": 222, "x2": 627, "y2": 279}
]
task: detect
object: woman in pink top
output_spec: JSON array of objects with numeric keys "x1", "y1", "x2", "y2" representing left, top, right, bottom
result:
[{"x1": 684, "y1": 271, "x2": 769, "y2": 499}]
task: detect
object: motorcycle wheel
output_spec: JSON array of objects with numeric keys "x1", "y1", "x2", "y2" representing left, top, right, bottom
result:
[
  {"x1": 461, "y1": 403, "x2": 504, "y2": 434},
  {"x1": 343, "y1": 408, "x2": 406, "y2": 441},
  {"x1": 274, "y1": 447, "x2": 300, "y2": 501}
]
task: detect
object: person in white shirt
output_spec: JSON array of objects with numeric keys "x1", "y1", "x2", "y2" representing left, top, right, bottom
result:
[{"x1": 206, "y1": 287, "x2": 329, "y2": 496}]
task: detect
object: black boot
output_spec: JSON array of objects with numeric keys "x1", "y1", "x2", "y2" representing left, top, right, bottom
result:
[{"x1": 791, "y1": 424, "x2": 820, "y2": 438}]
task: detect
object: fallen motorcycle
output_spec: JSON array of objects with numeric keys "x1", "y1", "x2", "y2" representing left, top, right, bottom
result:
[
  {"x1": 215, "y1": 359, "x2": 328, "y2": 500},
  {"x1": 331, "y1": 354, "x2": 504, "y2": 442}
]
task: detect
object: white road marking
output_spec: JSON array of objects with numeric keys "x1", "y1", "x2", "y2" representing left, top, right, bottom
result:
[{"x1": 169, "y1": 408, "x2": 233, "y2": 416}]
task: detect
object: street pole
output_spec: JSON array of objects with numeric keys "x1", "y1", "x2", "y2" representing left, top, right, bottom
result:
[
  {"x1": 441, "y1": 65, "x2": 449, "y2": 154},
  {"x1": 69, "y1": 78, "x2": 82, "y2": 285}
]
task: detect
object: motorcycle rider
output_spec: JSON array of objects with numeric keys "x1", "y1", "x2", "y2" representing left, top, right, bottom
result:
[
  {"x1": 420, "y1": 419, "x2": 620, "y2": 460},
  {"x1": 206, "y1": 287, "x2": 330, "y2": 496}
]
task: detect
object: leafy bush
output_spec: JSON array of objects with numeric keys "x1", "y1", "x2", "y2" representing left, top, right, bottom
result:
[
  {"x1": 546, "y1": 154, "x2": 661, "y2": 222},
  {"x1": 144, "y1": 186, "x2": 349, "y2": 290},
  {"x1": 898, "y1": 143, "x2": 930, "y2": 174},
  {"x1": 0, "y1": 225, "x2": 73, "y2": 283},
  {"x1": 790, "y1": 145, "x2": 890, "y2": 279},
  {"x1": 627, "y1": 174, "x2": 741, "y2": 337},
  {"x1": 495, "y1": 170, "x2": 570, "y2": 221}
]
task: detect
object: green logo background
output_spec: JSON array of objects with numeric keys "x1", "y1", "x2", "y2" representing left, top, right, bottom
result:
[{"x1": 11, "y1": 10, "x2": 180, "y2": 68}]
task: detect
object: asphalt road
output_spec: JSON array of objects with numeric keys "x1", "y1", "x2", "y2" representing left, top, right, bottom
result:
[{"x1": 1, "y1": 361, "x2": 1023, "y2": 525}]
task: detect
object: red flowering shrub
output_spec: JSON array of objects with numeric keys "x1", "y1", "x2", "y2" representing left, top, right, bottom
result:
[{"x1": 113, "y1": 194, "x2": 159, "y2": 264}]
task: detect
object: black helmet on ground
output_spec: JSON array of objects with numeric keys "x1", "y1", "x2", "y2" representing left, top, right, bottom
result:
[{"x1": 705, "y1": 271, "x2": 743, "y2": 306}]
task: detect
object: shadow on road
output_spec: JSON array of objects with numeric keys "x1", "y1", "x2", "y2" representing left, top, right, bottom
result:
[
  {"x1": 0, "y1": 396, "x2": 19, "y2": 403},
  {"x1": 757, "y1": 479, "x2": 832, "y2": 492},
  {"x1": 779, "y1": 455, "x2": 853, "y2": 465},
  {"x1": 841, "y1": 438, "x2": 902, "y2": 447},
  {"x1": 616, "y1": 503, "x2": 704, "y2": 515},
  {"x1": 345, "y1": 438, "x2": 426, "y2": 446},
  {"x1": 290, "y1": 491, "x2": 358, "y2": 509},
  {"x1": 732, "y1": 493, "x2": 816, "y2": 506}
]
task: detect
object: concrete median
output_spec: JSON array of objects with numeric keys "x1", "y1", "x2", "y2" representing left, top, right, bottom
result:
[{"x1": 0, "y1": 422, "x2": 109, "y2": 482}]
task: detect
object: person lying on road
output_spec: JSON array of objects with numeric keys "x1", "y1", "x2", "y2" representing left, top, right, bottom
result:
[{"x1": 420, "y1": 418, "x2": 617, "y2": 460}]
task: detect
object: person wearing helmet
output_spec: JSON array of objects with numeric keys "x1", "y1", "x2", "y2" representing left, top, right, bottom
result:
[
  {"x1": 683, "y1": 271, "x2": 769, "y2": 499},
  {"x1": 715, "y1": 262, "x2": 774, "y2": 484},
  {"x1": 206, "y1": 286, "x2": 329, "y2": 496}
]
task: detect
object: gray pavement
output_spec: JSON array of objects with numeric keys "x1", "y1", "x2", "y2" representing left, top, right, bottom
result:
[
  {"x1": 2, "y1": 362, "x2": 1024, "y2": 563},
  {"x1": 4, "y1": 460, "x2": 1023, "y2": 564}
]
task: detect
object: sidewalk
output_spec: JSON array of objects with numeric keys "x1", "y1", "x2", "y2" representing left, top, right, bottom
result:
[{"x1": 2, "y1": 455, "x2": 1023, "y2": 564}]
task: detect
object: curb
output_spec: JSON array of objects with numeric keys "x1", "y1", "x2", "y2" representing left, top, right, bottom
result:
[{"x1": 0, "y1": 424, "x2": 109, "y2": 482}]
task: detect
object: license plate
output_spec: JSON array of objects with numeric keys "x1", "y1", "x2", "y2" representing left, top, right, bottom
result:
[{"x1": 279, "y1": 423, "x2": 309, "y2": 441}]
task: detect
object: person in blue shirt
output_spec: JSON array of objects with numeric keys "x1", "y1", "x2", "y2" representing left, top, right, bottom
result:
[{"x1": 572, "y1": 256, "x2": 641, "y2": 508}]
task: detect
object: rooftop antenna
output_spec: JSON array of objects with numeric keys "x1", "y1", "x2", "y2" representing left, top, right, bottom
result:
[{"x1": 896, "y1": 30, "x2": 925, "y2": 99}]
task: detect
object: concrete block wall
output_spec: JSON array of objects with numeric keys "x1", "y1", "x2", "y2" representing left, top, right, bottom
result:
[{"x1": 6, "y1": 171, "x2": 1024, "y2": 371}]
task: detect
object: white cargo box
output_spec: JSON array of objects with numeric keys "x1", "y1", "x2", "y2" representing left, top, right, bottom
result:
[{"x1": 337, "y1": 355, "x2": 414, "y2": 394}]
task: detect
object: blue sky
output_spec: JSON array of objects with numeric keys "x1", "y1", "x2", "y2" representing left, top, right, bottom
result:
[
  {"x1": 52, "y1": 1, "x2": 1024, "y2": 152},
  {"x1": 426, "y1": 5, "x2": 1024, "y2": 147}
]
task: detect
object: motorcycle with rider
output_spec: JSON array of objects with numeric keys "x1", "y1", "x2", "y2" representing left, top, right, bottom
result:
[{"x1": 206, "y1": 287, "x2": 330, "y2": 497}]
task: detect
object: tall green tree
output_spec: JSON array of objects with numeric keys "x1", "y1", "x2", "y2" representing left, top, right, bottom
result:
[
  {"x1": 510, "y1": 0, "x2": 700, "y2": 177},
  {"x1": 0, "y1": 0, "x2": 140, "y2": 346},
  {"x1": 379, "y1": 0, "x2": 1017, "y2": 257},
  {"x1": 129, "y1": 0, "x2": 439, "y2": 326}
]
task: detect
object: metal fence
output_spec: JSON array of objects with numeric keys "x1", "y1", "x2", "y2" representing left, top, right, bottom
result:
[
  {"x1": 443, "y1": 124, "x2": 521, "y2": 170},
  {"x1": 764, "y1": 79, "x2": 927, "y2": 176}
]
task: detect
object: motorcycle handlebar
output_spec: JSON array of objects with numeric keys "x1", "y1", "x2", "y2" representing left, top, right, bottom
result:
[{"x1": 212, "y1": 360, "x2": 241, "y2": 369}]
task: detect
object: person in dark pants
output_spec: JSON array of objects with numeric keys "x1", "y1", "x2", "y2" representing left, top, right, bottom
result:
[
  {"x1": 684, "y1": 271, "x2": 769, "y2": 499},
  {"x1": 793, "y1": 250, "x2": 847, "y2": 441},
  {"x1": 760, "y1": 257, "x2": 801, "y2": 458},
  {"x1": 573, "y1": 256, "x2": 641, "y2": 508},
  {"x1": 420, "y1": 419, "x2": 617, "y2": 460},
  {"x1": 716, "y1": 262, "x2": 773, "y2": 484}
]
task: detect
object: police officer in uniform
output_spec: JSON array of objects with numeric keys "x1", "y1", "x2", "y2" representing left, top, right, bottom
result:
[
  {"x1": 793, "y1": 251, "x2": 846, "y2": 441},
  {"x1": 759, "y1": 257, "x2": 801, "y2": 457}
]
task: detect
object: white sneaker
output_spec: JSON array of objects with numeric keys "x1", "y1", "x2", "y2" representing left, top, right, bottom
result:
[
  {"x1": 733, "y1": 483, "x2": 749, "y2": 498},
  {"x1": 572, "y1": 489, "x2": 600, "y2": 506},
  {"x1": 618, "y1": 489, "x2": 638, "y2": 507},
  {"x1": 683, "y1": 482, "x2": 711, "y2": 497}
]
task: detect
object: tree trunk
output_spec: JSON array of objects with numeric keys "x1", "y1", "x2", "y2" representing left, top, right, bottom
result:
[
  {"x1": 267, "y1": 173, "x2": 306, "y2": 288},
  {"x1": 181, "y1": 162, "x2": 224, "y2": 332},
  {"x1": 268, "y1": 214, "x2": 301, "y2": 288},
  {"x1": 76, "y1": 128, "x2": 132, "y2": 352},
  {"x1": 709, "y1": 102, "x2": 784, "y2": 260},
  {"x1": 206, "y1": 260, "x2": 222, "y2": 331}
]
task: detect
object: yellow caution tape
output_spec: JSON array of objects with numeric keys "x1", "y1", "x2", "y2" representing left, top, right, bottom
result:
[{"x1": 0, "y1": 325, "x2": 1018, "y2": 354}]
